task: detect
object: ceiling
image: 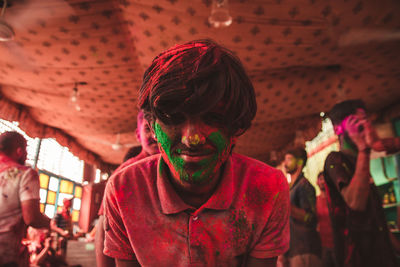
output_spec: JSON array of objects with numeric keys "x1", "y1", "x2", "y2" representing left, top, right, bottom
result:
[{"x1": 0, "y1": 0, "x2": 399, "y2": 170}]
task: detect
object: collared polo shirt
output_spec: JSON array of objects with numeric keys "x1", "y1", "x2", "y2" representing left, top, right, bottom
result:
[{"x1": 104, "y1": 153, "x2": 289, "y2": 266}]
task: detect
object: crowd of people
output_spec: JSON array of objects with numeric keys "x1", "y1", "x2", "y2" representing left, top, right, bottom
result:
[{"x1": 1, "y1": 39, "x2": 400, "y2": 267}]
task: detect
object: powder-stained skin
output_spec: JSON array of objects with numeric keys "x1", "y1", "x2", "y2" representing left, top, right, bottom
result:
[{"x1": 154, "y1": 122, "x2": 232, "y2": 184}]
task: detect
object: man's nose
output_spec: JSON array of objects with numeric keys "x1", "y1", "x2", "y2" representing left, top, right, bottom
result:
[{"x1": 181, "y1": 121, "x2": 206, "y2": 146}]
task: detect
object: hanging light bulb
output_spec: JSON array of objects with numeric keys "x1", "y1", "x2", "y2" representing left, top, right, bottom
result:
[
  {"x1": 69, "y1": 82, "x2": 87, "y2": 111},
  {"x1": 70, "y1": 85, "x2": 81, "y2": 111},
  {"x1": 208, "y1": 0, "x2": 232, "y2": 28}
]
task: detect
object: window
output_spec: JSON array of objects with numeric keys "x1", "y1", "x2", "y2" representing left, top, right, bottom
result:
[
  {"x1": 36, "y1": 139, "x2": 84, "y2": 183},
  {"x1": 0, "y1": 119, "x2": 85, "y2": 222},
  {"x1": 39, "y1": 171, "x2": 82, "y2": 221}
]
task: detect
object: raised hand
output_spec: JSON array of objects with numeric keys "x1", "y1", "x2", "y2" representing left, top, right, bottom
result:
[{"x1": 344, "y1": 114, "x2": 369, "y2": 151}]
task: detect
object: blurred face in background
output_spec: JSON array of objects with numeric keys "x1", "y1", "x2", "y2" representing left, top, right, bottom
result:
[
  {"x1": 284, "y1": 154, "x2": 299, "y2": 175},
  {"x1": 137, "y1": 118, "x2": 159, "y2": 155},
  {"x1": 317, "y1": 174, "x2": 326, "y2": 192}
]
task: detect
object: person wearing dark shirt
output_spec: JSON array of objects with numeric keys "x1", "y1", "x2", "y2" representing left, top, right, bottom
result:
[
  {"x1": 283, "y1": 147, "x2": 321, "y2": 267},
  {"x1": 324, "y1": 99, "x2": 400, "y2": 267},
  {"x1": 316, "y1": 172, "x2": 337, "y2": 267},
  {"x1": 50, "y1": 198, "x2": 73, "y2": 259}
]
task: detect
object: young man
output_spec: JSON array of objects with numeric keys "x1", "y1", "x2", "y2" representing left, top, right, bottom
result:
[
  {"x1": 51, "y1": 198, "x2": 73, "y2": 239},
  {"x1": 283, "y1": 148, "x2": 321, "y2": 267},
  {"x1": 103, "y1": 40, "x2": 290, "y2": 266},
  {"x1": 95, "y1": 110, "x2": 160, "y2": 267},
  {"x1": 324, "y1": 99, "x2": 400, "y2": 267},
  {"x1": 0, "y1": 131, "x2": 50, "y2": 266}
]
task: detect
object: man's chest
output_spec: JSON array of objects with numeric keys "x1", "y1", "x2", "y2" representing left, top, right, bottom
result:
[{"x1": 119, "y1": 206, "x2": 260, "y2": 266}]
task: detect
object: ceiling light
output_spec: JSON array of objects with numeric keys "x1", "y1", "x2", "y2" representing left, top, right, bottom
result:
[
  {"x1": 70, "y1": 86, "x2": 81, "y2": 111},
  {"x1": 208, "y1": 0, "x2": 232, "y2": 28},
  {"x1": 70, "y1": 82, "x2": 87, "y2": 111}
]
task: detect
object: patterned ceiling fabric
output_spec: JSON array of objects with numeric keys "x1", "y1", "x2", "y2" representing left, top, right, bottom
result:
[{"x1": 0, "y1": 0, "x2": 399, "y2": 168}]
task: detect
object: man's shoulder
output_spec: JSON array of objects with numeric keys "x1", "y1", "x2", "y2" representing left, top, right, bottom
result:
[
  {"x1": 231, "y1": 153, "x2": 287, "y2": 187},
  {"x1": 299, "y1": 175, "x2": 316, "y2": 192},
  {"x1": 232, "y1": 152, "x2": 280, "y2": 172},
  {"x1": 0, "y1": 162, "x2": 35, "y2": 179},
  {"x1": 109, "y1": 154, "x2": 159, "y2": 185}
]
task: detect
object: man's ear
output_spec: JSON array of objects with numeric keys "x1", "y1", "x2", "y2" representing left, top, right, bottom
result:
[
  {"x1": 231, "y1": 136, "x2": 238, "y2": 145},
  {"x1": 15, "y1": 147, "x2": 23, "y2": 157},
  {"x1": 135, "y1": 128, "x2": 140, "y2": 141},
  {"x1": 297, "y1": 159, "x2": 304, "y2": 167}
]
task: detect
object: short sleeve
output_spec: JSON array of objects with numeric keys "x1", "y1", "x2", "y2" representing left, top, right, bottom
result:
[
  {"x1": 103, "y1": 177, "x2": 135, "y2": 260},
  {"x1": 324, "y1": 152, "x2": 353, "y2": 192},
  {"x1": 19, "y1": 168, "x2": 40, "y2": 202},
  {"x1": 250, "y1": 171, "x2": 290, "y2": 258}
]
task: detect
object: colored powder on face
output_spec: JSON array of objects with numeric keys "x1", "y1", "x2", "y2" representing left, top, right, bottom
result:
[
  {"x1": 190, "y1": 131, "x2": 230, "y2": 182},
  {"x1": 154, "y1": 122, "x2": 232, "y2": 184},
  {"x1": 154, "y1": 122, "x2": 188, "y2": 181}
]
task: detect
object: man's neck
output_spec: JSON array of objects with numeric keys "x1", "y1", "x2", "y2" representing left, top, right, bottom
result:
[
  {"x1": 0, "y1": 153, "x2": 18, "y2": 165},
  {"x1": 289, "y1": 167, "x2": 302, "y2": 187},
  {"x1": 169, "y1": 168, "x2": 224, "y2": 209}
]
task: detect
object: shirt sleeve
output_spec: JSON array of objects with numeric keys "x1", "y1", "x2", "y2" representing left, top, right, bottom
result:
[
  {"x1": 103, "y1": 176, "x2": 135, "y2": 260},
  {"x1": 324, "y1": 152, "x2": 352, "y2": 192},
  {"x1": 19, "y1": 168, "x2": 40, "y2": 202},
  {"x1": 250, "y1": 171, "x2": 290, "y2": 258}
]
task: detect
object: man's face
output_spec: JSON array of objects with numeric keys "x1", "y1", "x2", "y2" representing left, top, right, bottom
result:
[
  {"x1": 13, "y1": 145, "x2": 27, "y2": 165},
  {"x1": 63, "y1": 199, "x2": 72, "y2": 209},
  {"x1": 317, "y1": 174, "x2": 325, "y2": 192},
  {"x1": 283, "y1": 154, "x2": 298, "y2": 175},
  {"x1": 137, "y1": 119, "x2": 159, "y2": 155},
  {"x1": 153, "y1": 117, "x2": 235, "y2": 186}
]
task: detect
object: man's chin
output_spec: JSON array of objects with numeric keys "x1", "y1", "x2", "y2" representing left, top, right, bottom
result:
[{"x1": 180, "y1": 170, "x2": 212, "y2": 185}]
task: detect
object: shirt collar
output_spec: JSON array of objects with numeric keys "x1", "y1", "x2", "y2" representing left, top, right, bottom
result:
[
  {"x1": 157, "y1": 156, "x2": 235, "y2": 215},
  {"x1": 0, "y1": 154, "x2": 16, "y2": 165}
]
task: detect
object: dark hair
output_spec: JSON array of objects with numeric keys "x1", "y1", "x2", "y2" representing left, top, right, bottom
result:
[
  {"x1": 123, "y1": 146, "x2": 142, "y2": 162},
  {"x1": 285, "y1": 147, "x2": 308, "y2": 167},
  {"x1": 139, "y1": 39, "x2": 257, "y2": 136},
  {"x1": 0, "y1": 131, "x2": 26, "y2": 156},
  {"x1": 328, "y1": 99, "x2": 366, "y2": 126}
]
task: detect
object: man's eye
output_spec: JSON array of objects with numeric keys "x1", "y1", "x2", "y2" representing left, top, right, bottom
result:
[
  {"x1": 202, "y1": 113, "x2": 224, "y2": 126},
  {"x1": 160, "y1": 112, "x2": 186, "y2": 125}
]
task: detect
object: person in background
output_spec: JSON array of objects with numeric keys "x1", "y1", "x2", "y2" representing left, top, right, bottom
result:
[
  {"x1": 95, "y1": 110, "x2": 160, "y2": 267},
  {"x1": 0, "y1": 131, "x2": 50, "y2": 267},
  {"x1": 103, "y1": 39, "x2": 290, "y2": 266},
  {"x1": 50, "y1": 198, "x2": 73, "y2": 259},
  {"x1": 324, "y1": 99, "x2": 400, "y2": 267},
  {"x1": 283, "y1": 147, "x2": 321, "y2": 267},
  {"x1": 316, "y1": 171, "x2": 336, "y2": 267},
  {"x1": 26, "y1": 227, "x2": 68, "y2": 267},
  {"x1": 51, "y1": 198, "x2": 73, "y2": 239}
]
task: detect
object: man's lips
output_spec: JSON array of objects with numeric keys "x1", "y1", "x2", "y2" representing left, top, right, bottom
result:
[{"x1": 176, "y1": 149, "x2": 214, "y2": 162}]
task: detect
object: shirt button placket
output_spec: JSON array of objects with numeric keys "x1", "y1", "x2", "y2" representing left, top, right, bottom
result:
[{"x1": 189, "y1": 214, "x2": 200, "y2": 264}]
